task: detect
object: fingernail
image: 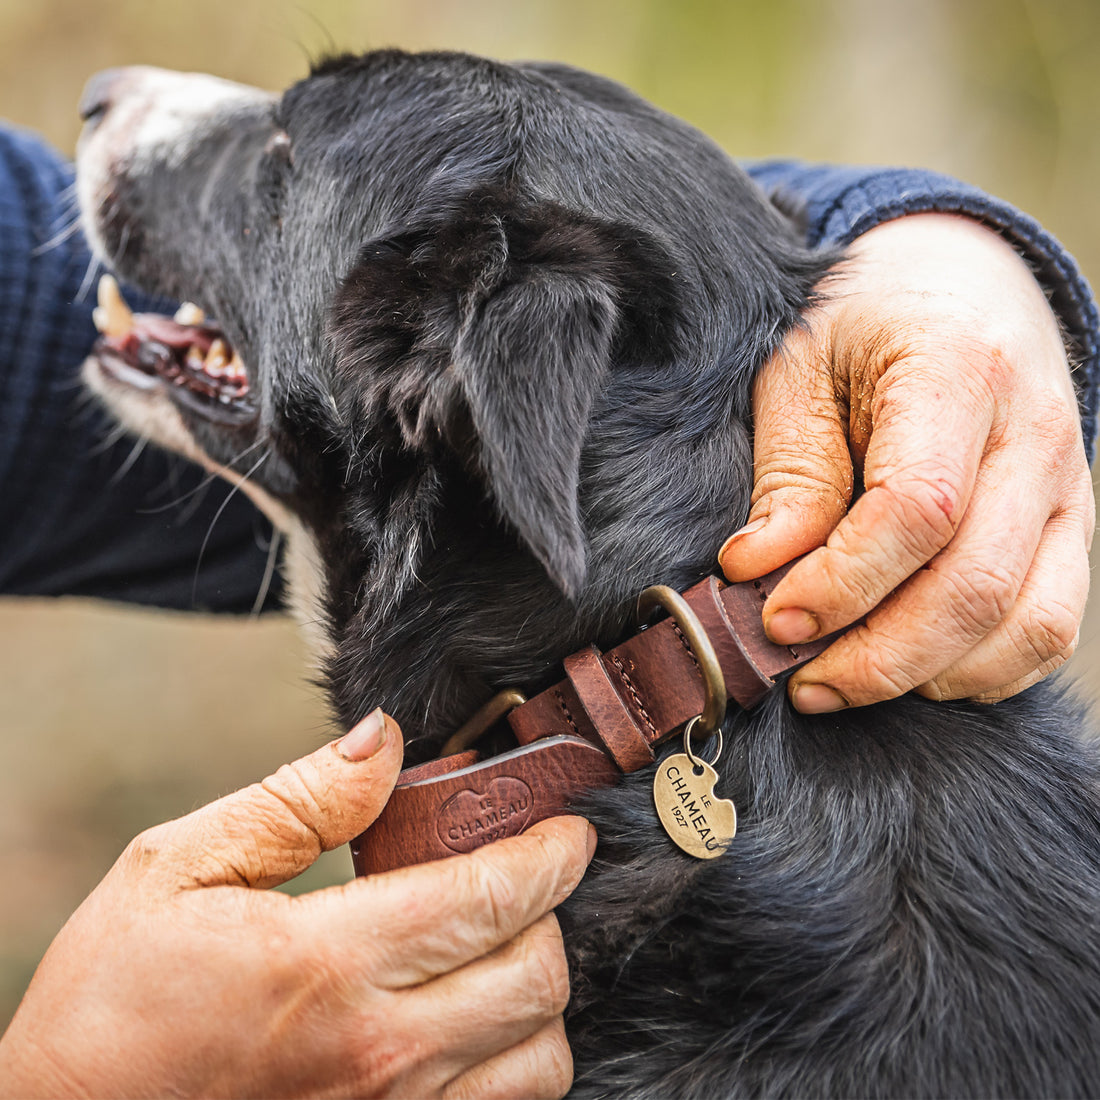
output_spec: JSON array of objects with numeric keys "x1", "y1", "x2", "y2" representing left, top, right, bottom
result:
[
  {"x1": 585, "y1": 823, "x2": 598, "y2": 862},
  {"x1": 765, "y1": 607, "x2": 821, "y2": 644},
  {"x1": 718, "y1": 515, "x2": 769, "y2": 564},
  {"x1": 337, "y1": 708, "x2": 388, "y2": 761},
  {"x1": 791, "y1": 682, "x2": 848, "y2": 714}
]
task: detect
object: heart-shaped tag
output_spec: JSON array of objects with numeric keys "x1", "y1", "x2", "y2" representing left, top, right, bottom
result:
[
  {"x1": 652, "y1": 753, "x2": 736, "y2": 859},
  {"x1": 437, "y1": 776, "x2": 535, "y2": 854}
]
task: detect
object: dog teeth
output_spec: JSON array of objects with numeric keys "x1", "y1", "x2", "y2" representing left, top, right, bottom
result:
[
  {"x1": 94, "y1": 274, "x2": 134, "y2": 338},
  {"x1": 204, "y1": 339, "x2": 229, "y2": 377},
  {"x1": 185, "y1": 344, "x2": 206, "y2": 371},
  {"x1": 224, "y1": 351, "x2": 247, "y2": 384},
  {"x1": 173, "y1": 302, "x2": 205, "y2": 325}
]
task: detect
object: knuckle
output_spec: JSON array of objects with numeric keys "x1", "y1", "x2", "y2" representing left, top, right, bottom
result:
[
  {"x1": 1049, "y1": 421, "x2": 1085, "y2": 470},
  {"x1": 915, "y1": 677, "x2": 946, "y2": 702},
  {"x1": 852, "y1": 662, "x2": 917, "y2": 704},
  {"x1": 259, "y1": 763, "x2": 328, "y2": 854},
  {"x1": 523, "y1": 823, "x2": 587, "y2": 902},
  {"x1": 971, "y1": 687, "x2": 1013, "y2": 704},
  {"x1": 463, "y1": 852, "x2": 524, "y2": 942},
  {"x1": 972, "y1": 664, "x2": 1056, "y2": 703},
  {"x1": 120, "y1": 822, "x2": 173, "y2": 870},
  {"x1": 921, "y1": 668, "x2": 981, "y2": 703},
  {"x1": 348, "y1": 1024, "x2": 420, "y2": 1096},
  {"x1": 1019, "y1": 603, "x2": 1080, "y2": 665},
  {"x1": 1023, "y1": 391, "x2": 1084, "y2": 464},
  {"x1": 518, "y1": 920, "x2": 570, "y2": 1018},
  {"x1": 884, "y1": 472, "x2": 963, "y2": 550},
  {"x1": 823, "y1": 470, "x2": 970, "y2": 619},
  {"x1": 1082, "y1": 483, "x2": 1097, "y2": 536},
  {"x1": 825, "y1": 630, "x2": 922, "y2": 704},
  {"x1": 937, "y1": 558, "x2": 1020, "y2": 636},
  {"x1": 533, "y1": 1020, "x2": 575, "y2": 1099},
  {"x1": 751, "y1": 468, "x2": 851, "y2": 514},
  {"x1": 822, "y1": 551, "x2": 885, "y2": 612},
  {"x1": 972, "y1": 330, "x2": 1016, "y2": 373},
  {"x1": 203, "y1": 799, "x2": 305, "y2": 887}
]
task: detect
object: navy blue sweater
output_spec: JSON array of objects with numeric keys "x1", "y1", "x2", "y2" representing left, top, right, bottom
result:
[{"x1": 2, "y1": 127, "x2": 1096, "y2": 612}]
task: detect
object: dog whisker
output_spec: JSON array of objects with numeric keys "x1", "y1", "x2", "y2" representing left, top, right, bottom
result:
[
  {"x1": 131, "y1": 437, "x2": 268, "y2": 516},
  {"x1": 108, "y1": 434, "x2": 150, "y2": 485},
  {"x1": 75, "y1": 252, "x2": 104, "y2": 304},
  {"x1": 251, "y1": 528, "x2": 282, "y2": 616},
  {"x1": 190, "y1": 449, "x2": 270, "y2": 605},
  {"x1": 88, "y1": 420, "x2": 134, "y2": 457},
  {"x1": 31, "y1": 213, "x2": 86, "y2": 256}
]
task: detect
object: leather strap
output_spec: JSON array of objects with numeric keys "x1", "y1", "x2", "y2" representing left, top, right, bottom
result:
[
  {"x1": 507, "y1": 561, "x2": 831, "y2": 757},
  {"x1": 350, "y1": 737, "x2": 620, "y2": 875},
  {"x1": 352, "y1": 558, "x2": 831, "y2": 877}
]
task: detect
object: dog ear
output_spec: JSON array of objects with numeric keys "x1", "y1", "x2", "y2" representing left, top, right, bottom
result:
[
  {"x1": 449, "y1": 269, "x2": 617, "y2": 597},
  {"x1": 328, "y1": 192, "x2": 677, "y2": 598}
]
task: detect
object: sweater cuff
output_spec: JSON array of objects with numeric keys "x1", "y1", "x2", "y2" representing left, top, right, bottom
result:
[{"x1": 745, "y1": 161, "x2": 1100, "y2": 464}]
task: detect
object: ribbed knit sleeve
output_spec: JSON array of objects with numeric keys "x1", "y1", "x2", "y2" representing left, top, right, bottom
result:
[
  {"x1": 0, "y1": 125, "x2": 280, "y2": 610},
  {"x1": 746, "y1": 161, "x2": 1100, "y2": 463}
]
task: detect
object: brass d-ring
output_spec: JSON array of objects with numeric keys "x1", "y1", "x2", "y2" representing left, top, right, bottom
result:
[
  {"x1": 439, "y1": 688, "x2": 528, "y2": 757},
  {"x1": 636, "y1": 584, "x2": 728, "y2": 739}
]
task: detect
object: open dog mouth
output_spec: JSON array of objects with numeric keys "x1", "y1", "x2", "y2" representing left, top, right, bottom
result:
[{"x1": 92, "y1": 275, "x2": 257, "y2": 423}]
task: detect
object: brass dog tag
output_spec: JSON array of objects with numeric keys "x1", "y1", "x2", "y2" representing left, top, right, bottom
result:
[{"x1": 653, "y1": 754, "x2": 736, "y2": 859}]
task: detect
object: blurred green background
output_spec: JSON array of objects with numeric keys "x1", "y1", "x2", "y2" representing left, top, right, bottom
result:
[{"x1": 1, "y1": 0, "x2": 1098, "y2": 1029}]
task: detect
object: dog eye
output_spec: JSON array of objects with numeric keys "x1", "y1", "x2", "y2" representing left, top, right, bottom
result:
[{"x1": 263, "y1": 129, "x2": 294, "y2": 166}]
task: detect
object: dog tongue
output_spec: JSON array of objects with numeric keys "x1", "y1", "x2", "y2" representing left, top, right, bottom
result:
[
  {"x1": 92, "y1": 274, "x2": 249, "y2": 397},
  {"x1": 134, "y1": 313, "x2": 210, "y2": 350},
  {"x1": 95, "y1": 274, "x2": 217, "y2": 351}
]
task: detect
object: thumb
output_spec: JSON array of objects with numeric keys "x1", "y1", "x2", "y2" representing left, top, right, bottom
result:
[
  {"x1": 719, "y1": 330, "x2": 853, "y2": 583},
  {"x1": 154, "y1": 709, "x2": 405, "y2": 890}
]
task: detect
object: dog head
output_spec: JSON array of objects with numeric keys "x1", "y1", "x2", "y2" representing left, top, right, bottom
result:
[{"x1": 77, "y1": 51, "x2": 829, "y2": 754}]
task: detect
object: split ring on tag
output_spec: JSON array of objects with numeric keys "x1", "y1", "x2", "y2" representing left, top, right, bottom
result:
[
  {"x1": 682, "y1": 714, "x2": 723, "y2": 770},
  {"x1": 653, "y1": 715, "x2": 737, "y2": 860}
]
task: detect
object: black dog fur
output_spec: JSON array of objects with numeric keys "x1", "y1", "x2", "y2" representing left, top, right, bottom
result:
[{"x1": 80, "y1": 49, "x2": 1100, "y2": 1098}]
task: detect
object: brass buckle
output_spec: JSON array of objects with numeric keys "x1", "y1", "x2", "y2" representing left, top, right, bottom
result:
[
  {"x1": 636, "y1": 584, "x2": 728, "y2": 749},
  {"x1": 439, "y1": 688, "x2": 528, "y2": 757}
]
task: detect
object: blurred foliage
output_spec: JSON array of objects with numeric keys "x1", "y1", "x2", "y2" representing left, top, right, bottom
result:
[
  {"x1": 1, "y1": 0, "x2": 1098, "y2": 1029},
  {"x1": 1, "y1": 0, "x2": 1097, "y2": 275}
]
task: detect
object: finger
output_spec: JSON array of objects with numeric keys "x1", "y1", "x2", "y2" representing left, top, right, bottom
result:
[
  {"x1": 762, "y1": 356, "x2": 994, "y2": 645},
  {"x1": 443, "y1": 1017, "x2": 574, "y2": 1100},
  {"x1": 403, "y1": 914, "x2": 569, "y2": 1082},
  {"x1": 719, "y1": 329, "x2": 852, "y2": 583},
  {"x1": 916, "y1": 510, "x2": 1090, "y2": 702},
  {"x1": 305, "y1": 815, "x2": 595, "y2": 988},
  {"x1": 967, "y1": 646, "x2": 1076, "y2": 704},
  {"x1": 787, "y1": 442, "x2": 1054, "y2": 710},
  {"x1": 136, "y1": 709, "x2": 405, "y2": 890}
]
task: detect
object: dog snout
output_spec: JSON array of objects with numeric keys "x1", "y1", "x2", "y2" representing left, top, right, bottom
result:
[
  {"x1": 78, "y1": 68, "x2": 131, "y2": 125},
  {"x1": 78, "y1": 66, "x2": 273, "y2": 141}
]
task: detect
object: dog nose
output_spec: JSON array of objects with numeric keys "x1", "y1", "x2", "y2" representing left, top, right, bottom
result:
[{"x1": 79, "y1": 68, "x2": 130, "y2": 124}]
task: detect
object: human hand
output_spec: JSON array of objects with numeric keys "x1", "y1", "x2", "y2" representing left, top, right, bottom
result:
[
  {"x1": 0, "y1": 710, "x2": 592, "y2": 1099},
  {"x1": 720, "y1": 213, "x2": 1095, "y2": 710}
]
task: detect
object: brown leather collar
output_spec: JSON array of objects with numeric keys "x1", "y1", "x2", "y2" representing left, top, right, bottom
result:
[{"x1": 351, "y1": 559, "x2": 829, "y2": 875}]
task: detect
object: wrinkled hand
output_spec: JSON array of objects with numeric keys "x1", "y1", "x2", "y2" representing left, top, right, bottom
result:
[
  {"x1": 720, "y1": 213, "x2": 1095, "y2": 710},
  {"x1": 0, "y1": 711, "x2": 592, "y2": 1099}
]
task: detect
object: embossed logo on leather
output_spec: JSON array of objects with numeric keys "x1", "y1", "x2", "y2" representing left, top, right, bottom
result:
[{"x1": 437, "y1": 776, "x2": 534, "y2": 853}]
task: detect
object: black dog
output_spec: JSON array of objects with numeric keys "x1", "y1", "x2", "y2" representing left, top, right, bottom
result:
[{"x1": 77, "y1": 51, "x2": 1100, "y2": 1098}]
